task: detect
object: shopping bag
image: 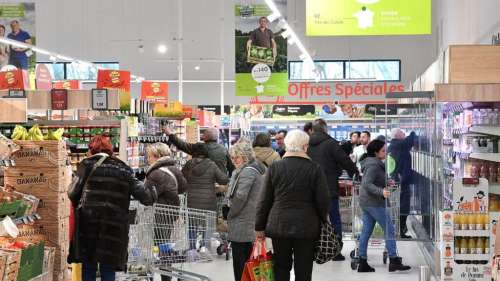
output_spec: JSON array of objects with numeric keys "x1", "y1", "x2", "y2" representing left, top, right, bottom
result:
[
  {"x1": 242, "y1": 240, "x2": 274, "y2": 281},
  {"x1": 171, "y1": 218, "x2": 188, "y2": 251},
  {"x1": 314, "y1": 221, "x2": 342, "y2": 264}
]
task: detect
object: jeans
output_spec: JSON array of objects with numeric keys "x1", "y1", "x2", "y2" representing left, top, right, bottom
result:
[
  {"x1": 329, "y1": 197, "x2": 342, "y2": 238},
  {"x1": 400, "y1": 181, "x2": 412, "y2": 233},
  {"x1": 359, "y1": 207, "x2": 397, "y2": 259},
  {"x1": 231, "y1": 241, "x2": 253, "y2": 281},
  {"x1": 82, "y1": 262, "x2": 115, "y2": 281},
  {"x1": 272, "y1": 238, "x2": 316, "y2": 281}
]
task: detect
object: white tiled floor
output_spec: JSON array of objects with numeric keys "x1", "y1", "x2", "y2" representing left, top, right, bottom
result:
[{"x1": 177, "y1": 240, "x2": 431, "y2": 281}]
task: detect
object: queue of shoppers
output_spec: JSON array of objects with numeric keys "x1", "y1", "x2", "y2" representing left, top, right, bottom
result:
[{"x1": 69, "y1": 121, "x2": 416, "y2": 281}]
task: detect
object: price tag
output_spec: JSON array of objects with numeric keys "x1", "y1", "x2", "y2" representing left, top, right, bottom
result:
[
  {"x1": 8, "y1": 89, "x2": 25, "y2": 98},
  {"x1": 51, "y1": 89, "x2": 68, "y2": 110},
  {"x1": 92, "y1": 88, "x2": 108, "y2": 110}
]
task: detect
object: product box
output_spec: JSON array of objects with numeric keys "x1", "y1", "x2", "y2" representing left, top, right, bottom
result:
[
  {"x1": 441, "y1": 259, "x2": 454, "y2": 281},
  {"x1": 453, "y1": 178, "x2": 488, "y2": 213},
  {"x1": 454, "y1": 264, "x2": 491, "y2": 281}
]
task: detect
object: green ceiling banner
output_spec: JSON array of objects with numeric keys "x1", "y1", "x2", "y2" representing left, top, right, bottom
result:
[
  {"x1": 306, "y1": 0, "x2": 432, "y2": 36},
  {"x1": 235, "y1": 0, "x2": 288, "y2": 96}
]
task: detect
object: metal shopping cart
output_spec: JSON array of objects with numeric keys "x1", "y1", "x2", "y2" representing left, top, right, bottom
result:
[
  {"x1": 349, "y1": 178, "x2": 400, "y2": 270},
  {"x1": 215, "y1": 192, "x2": 231, "y2": 260},
  {"x1": 125, "y1": 195, "x2": 216, "y2": 281}
]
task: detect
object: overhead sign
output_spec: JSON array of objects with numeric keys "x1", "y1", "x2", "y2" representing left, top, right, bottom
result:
[
  {"x1": 35, "y1": 64, "x2": 52, "y2": 90},
  {"x1": 0, "y1": 69, "x2": 24, "y2": 90},
  {"x1": 91, "y1": 88, "x2": 108, "y2": 110},
  {"x1": 272, "y1": 105, "x2": 315, "y2": 117},
  {"x1": 97, "y1": 69, "x2": 131, "y2": 111},
  {"x1": 197, "y1": 105, "x2": 231, "y2": 115},
  {"x1": 50, "y1": 88, "x2": 68, "y2": 110},
  {"x1": 141, "y1": 81, "x2": 168, "y2": 102},
  {"x1": 306, "y1": 0, "x2": 432, "y2": 36}
]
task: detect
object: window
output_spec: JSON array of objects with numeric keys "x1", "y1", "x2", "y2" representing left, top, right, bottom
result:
[
  {"x1": 36, "y1": 62, "x2": 120, "y2": 81},
  {"x1": 288, "y1": 59, "x2": 400, "y2": 82}
]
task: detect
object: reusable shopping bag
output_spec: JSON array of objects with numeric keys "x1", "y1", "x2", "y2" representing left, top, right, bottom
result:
[
  {"x1": 314, "y1": 221, "x2": 342, "y2": 264},
  {"x1": 242, "y1": 240, "x2": 274, "y2": 281}
]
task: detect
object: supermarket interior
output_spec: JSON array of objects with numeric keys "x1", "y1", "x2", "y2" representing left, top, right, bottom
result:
[{"x1": 0, "y1": 0, "x2": 498, "y2": 281}]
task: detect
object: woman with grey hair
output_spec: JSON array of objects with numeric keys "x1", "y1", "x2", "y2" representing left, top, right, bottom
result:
[
  {"x1": 145, "y1": 143, "x2": 187, "y2": 206},
  {"x1": 255, "y1": 130, "x2": 330, "y2": 281},
  {"x1": 227, "y1": 141, "x2": 266, "y2": 281}
]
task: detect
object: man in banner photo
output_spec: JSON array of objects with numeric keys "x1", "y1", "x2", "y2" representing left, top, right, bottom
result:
[
  {"x1": 0, "y1": 3, "x2": 36, "y2": 72},
  {"x1": 235, "y1": 0, "x2": 287, "y2": 97}
]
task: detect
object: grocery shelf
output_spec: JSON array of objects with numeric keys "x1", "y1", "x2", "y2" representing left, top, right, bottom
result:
[
  {"x1": 454, "y1": 230, "x2": 490, "y2": 237},
  {"x1": 128, "y1": 135, "x2": 168, "y2": 142},
  {"x1": 456, "y1": 152, "x2": 500, "y2": 162},
  {"x1": 489, "y1": 184, "x2": 500, "y2": 195},
  {"x1": 453, "y1": 254, "x2": 491, "y2": 261},
  {"x1": 453, "y1": 125, "x2": 500, "y2": 137}
]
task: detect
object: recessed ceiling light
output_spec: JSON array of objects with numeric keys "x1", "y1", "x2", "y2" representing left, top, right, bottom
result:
[
  {"x1": 157, "y1": 44, "x2": 167, "y2": 54},
  {"x1": 194, "y1": 65, "x2": 200, "y2": 71}
]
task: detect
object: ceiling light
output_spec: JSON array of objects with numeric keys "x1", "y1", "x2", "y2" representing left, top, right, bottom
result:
[
  {"x1": 194, "y1": 65, "x2": 200, "y2": 71},
  {"x1": 138, "y1": 45, "x2": 144, "y2": 53},
  {"x1": 56, "y1": 54, "x2": 74, "y2": 61},
  {"x1": 157, "y1": 44, "x2": 167, "y2": 54}
]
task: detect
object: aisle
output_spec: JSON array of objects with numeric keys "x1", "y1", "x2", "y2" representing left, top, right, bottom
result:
[{"x1": 180, "y1": 241, "x2": 431, "y2": 281}]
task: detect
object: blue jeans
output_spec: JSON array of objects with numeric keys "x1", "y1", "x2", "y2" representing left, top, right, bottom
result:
[
  {"x1": 329, "y1": 197, "x2": 342, "y2": 238},
  {"x1": 82, "y1": 262, "x2": 115, "y2": 281},
  {"x1": 359, "y1": 207, "x2": 397, "y2": 259}
]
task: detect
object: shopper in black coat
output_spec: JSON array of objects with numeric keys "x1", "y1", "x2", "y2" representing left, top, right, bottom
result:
[
  {"x1": 256, "y1": 130, "x2": 330, "y2": 281},
  {"x1": 68, "y1": 136, "x2": 157, "y2": 281},
  {"x1": 182, "y1": 143, "x2": 229, "y2": 211},
  {"x1": 307, "y1": 119, "x2": 358, "y2": 260}
]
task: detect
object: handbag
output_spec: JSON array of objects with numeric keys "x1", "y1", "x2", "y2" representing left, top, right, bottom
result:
[
  {"x1": 314, "y1": 221, "x2": 342, "y2": 264},
  {"x1": 67, "y1": 155, "x2": 108, "y2": 263},
  {"x1": 242, "y1": 240, "x2": 274, "y2": 281}
]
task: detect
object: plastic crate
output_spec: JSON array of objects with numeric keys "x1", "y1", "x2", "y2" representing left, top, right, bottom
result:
[
  {"x1": 17, "y1": 242, "x2": 45, "y2": 281},
  {"x1": 0, "y1": 200, "x2": 24, "y2": 218}
]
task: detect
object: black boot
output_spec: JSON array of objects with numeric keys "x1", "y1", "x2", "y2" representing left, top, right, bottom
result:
[
  {"x1": 389, "y1": 257, "x2": 411, "y2": 272},
  {"x1": 357, "y1": 258, "x2": 375, "y2": 273}
]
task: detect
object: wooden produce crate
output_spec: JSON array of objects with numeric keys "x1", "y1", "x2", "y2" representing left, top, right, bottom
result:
[
  {"x1": 0, "y1": 249, "x2": 21, "y2": 281},
  {"x1": 11, "y1": 141, "x2": 67, "y2": 168},
  {"x1": 0, "y1": 254, "x2": 7, "y2": 281},
  {"x1": 17, "y1": 241, "x2": 45, "y2": 281},
  {"x1": 4, "y1": 166, "x2": 72, "y2": 195},
  {"x1": 42, "y1": 247, "x2": 55, "y2": 281}
]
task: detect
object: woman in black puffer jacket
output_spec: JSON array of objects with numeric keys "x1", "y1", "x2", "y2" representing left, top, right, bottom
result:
[{"x1": 255, "y1": 130, "x2": 330, "y2": 281}]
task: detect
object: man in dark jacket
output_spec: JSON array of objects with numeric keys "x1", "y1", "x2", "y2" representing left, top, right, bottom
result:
[
  {"x1": 165, "y1": 127, "x2": 235, "y2": 176},
  {"x1": 307, "y1": 119, "x2": 358, "y2": 261},
  {"x1": 388, "y1": 129, "x2": 417, "y2": 239}
]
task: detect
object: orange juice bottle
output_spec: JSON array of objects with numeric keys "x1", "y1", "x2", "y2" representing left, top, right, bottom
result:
[
  {"x1": 454, "y1": 214, "x2": 461, "y2": 230},
  {"x1": 468, "y1": 214, "x2": 476, "y2": 230},
  {"x1": 455, "y1": 237, "x2": 461, "y2": 254},
  {"x1": 460, "y1": 237, "x2": 468, "y2": 254},
  {"x1": 476, "y1": 237, "x2": 484, "y2": 254},
  {"x1": 482, "y1": 214, "x2": 490, "y2": 230},
  {"x1": 475, "y1": 213, "x2": 483, "y2": 230},
  {"x1": 485, "y1": 238, "x2": 490, "y2": 254},
  {"x1": 460, "y1": 214, "x2": 468, "y2": 230},
  {"x1": 468, "y1": 237, "x2": 476, "y2": 254}
]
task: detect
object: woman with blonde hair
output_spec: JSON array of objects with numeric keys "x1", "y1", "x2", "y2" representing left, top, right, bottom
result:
[
  {"x1": 145, "y1": 142, "x2": 187, "y2": 206},
  {"x1": 227, "y1": 141, "x2": 266, "y2": 281}
]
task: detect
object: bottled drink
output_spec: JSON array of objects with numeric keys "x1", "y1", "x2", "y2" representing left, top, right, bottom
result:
[
  {"x1": 475, "y1": 213, "x2": 483, "y2": 230},
  {"x1": 455, "y1": 237, "x2": 461, "y2": 254},
  {"x1": 454, "y1": 213, "x2": 461, "y2": 230},
  {"x1": 461, "y1": 214, "x2": 469, "y2": 230},
  {"x1": 485, "y1": 238, "x2": 490, "y2": 254},
  {"x1": 497, "y1": 166, "x2": 500, "y2": 183},
  {"x1": 468, "y1": 214, "x2": 476, "y2": 230},
  {"x1": 468, "y1": 237, "x2": 476, "y2": 254},
  {"x1": 460, "y1": 237, "x2": 468, "y2": 254},
  {"x1": 476, "y1": 237, "x2": 484, "y2": 254},
  {"x1": 490, "y1": 165, "x2": 497, "y2": 183},
  {"x1": 471, "y1": 163, "x2": 479, "y2": 178},
  {"x1": 483, "y1": 214, "x2": 490, "y2": 230},
  {"x1": 480, "y1": 164, "x2": 489, "y2": 179}
]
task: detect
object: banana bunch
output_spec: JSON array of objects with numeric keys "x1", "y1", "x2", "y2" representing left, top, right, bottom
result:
[
  {"x1": 27, "y1": 125, "x2": 44, "y2": 141},
  {"x1": 44, "y1": 128, "x2": 64, "y2": 141},
  {"x1": 11, "y1": 125, "x2": 28, "y2": 141}
]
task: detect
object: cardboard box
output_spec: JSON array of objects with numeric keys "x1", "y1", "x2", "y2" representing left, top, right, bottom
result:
[{"x1": 11, "y1": 141, "x2": 67, "y2": 168}]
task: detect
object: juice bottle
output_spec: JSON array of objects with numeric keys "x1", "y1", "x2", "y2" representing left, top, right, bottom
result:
[
  {"x1": 483, "y1": 214, "x2": 490, "y2": 230},
  {"x1": 468, "y1": 214, "x2": 476, "y2": 230},
  {"x1": 454, "y1": 214, "x2": 461, "y2": 230},
  {"x1": 476, "y1": 237, "x2": 484, "y2": 254},
  {"x1": 474, "y1": 213, "x2": 482, "y2": 230},
  {"x1": 468, "y1": 237, "x2": 476, "y2": 254},
  {"x1": 485, "y1": 238, "x2": 490, "y2": 254},
  {"x1": 455, "y1": 237, "x2": 461, "y2": 254},
  {"x1": 460, "y1": 237, "x2": 468, "y2": 254},
  {"x1": 461, "y1": 214, "x2": 469, "y2": 230}
]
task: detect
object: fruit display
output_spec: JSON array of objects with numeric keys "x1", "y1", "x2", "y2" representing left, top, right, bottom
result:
[{"x1": 11, "y1": 125, "x2": 64, "y2": 141}]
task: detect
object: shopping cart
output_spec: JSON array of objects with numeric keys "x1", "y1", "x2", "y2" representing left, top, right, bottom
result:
[
  {"x1": 349, "y1": 178, "x2": 400, "y2": 270},
  {"x1": 126, "y1": 195, "x2": 217, "y2": 281}
]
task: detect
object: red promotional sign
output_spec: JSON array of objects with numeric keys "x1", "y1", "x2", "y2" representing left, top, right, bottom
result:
[
  {"x1": 0, "y1": 69, "x2": 24, "y2": 90},
  {"x1": 97, "y1": 70, "x2": 131, "y2": 91},
  {"x1": 141, "y1": 81, "x2": 168, "y2": 102},
  {"x1": 35, "y1": 64, "x2": 53, "y2": 90},
  {"x1": 51, "y1": 89, "x2": 68, "y2": 110},
  {"x1": 53, "y1": 80, "x2": 80, "y2": 90}
]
